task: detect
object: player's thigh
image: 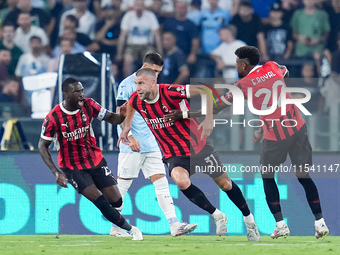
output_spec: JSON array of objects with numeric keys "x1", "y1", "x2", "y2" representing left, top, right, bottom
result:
[
  {"x1": 260, "y1": 138, "x2": 290, "y2": 177},
  {"x1": 289, "y1": 125, "x2": 312, "y2": 177},
  {"x1": 140, "y1": 151, "x2": 166, "y2": 179},
  {"x1": 118, "y1": 153, "x2": 142, "y2": 179},
  {"x1": 193, "y1": 142, "x2": 225, "y2": 179},
  {"x1": 62, "y1": 168, "x2": 95, "y2": 194},
  {"x1": 91, "y1": 165, "x2": 118, "y2": 192},
  {"x1": 81, "y1": 184, "x2": 103, "y2": 202}
]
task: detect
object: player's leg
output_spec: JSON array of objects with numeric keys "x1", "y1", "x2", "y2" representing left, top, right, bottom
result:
[
  {"x1": 142, "y1": 152, "x2": 198, "y2": 236},
  {"x1": 261, "y1": 139, "x2": 290, "y2": 239},
  {"x1": 198, "y1": 145, "x2": 259, "y2": 241},
  {"x1": 166, "y1": 156, "x2": 226, "y2": 236},
  {"x1": 289, "y1": 125, "x2": 329, "y2": 238},
  {"x1": 109, "y1": 153, "x2": 140, "y2": 236},
  {"x1": 91, "y1": 164, "x2": 143, "y2": 240}
]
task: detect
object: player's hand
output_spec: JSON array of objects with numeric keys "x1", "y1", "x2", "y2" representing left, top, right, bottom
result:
[
  {"x1": 197, "y1": 117, "x2": 213, "y2": 140},
  {"x1": 164, "y1": 110, "x2": 183, "y2": 123},
  {"x1": 118, "y1": 102, "x2": 128, "y2": 117},
  {"x1": 117, "y1": 129, "x2": 131, "y2": 146},
  {"x1": 128, "y1": 135, "x2": 141, "y2": 152},
  {"x1": 252, "y1": 128, "x2": 263, "y2": 144},
  {"x1": 55, "y1": 170, "x2": 68, "y2": 188}
]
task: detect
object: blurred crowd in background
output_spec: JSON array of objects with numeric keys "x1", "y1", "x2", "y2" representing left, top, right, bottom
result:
[{"x1": 0, "y1": 0, "x2": 339, "y2": 150}]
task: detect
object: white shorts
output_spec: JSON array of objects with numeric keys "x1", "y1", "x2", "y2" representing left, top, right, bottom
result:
[{"x1": 117, "y1": 151, "x2": 166, "y2": 179}]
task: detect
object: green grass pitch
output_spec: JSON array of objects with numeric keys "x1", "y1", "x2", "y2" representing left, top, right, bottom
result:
[{"x1": 0, "y1": 235, "x2": 339, "y2": 255}]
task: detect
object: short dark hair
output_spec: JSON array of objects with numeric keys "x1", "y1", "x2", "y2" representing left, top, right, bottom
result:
[
  {"x1": 29, "y1": 35, "x2": 41, "y2": 42},
  {"x1": 235, "y1": 46, "x2": 261, "y2": 66},
  {"x1": 65, "y1": 14, "x2": 79, "y2": 28},
  {"x1": 2, "y1": 21, "x2": 15, "y2": 28},
  {"x1": 143, "y1": 52, "x2": 164, "y2": 67},
  {"x1": 62, "y1": 77, "x2": 79, "y2": 92},
  {"x1": 136, "y1": 67, "x2": 157, "y2": 78}
]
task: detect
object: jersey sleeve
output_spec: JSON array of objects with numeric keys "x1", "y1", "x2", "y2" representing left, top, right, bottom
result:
[
  {"x1": 271, "y1": 61, "x2": 288, "y2": 77},
  {"x1": 223, "y1": 83, "x2": 245, "y2": 104},
  {"x1": 41, "y1": 114, "x2": 56, "y2": 141},
  {"x1": 164, "y1": 84, "x2": 189, "y2": 99},
  {"x1": 128, "y1": 92, "x2": 138, "y2": 109},
  {"x1": 117, "y1": 78, "x2": 133, "y2": 101},
  {"x1": 88, "y1": 98, "x2": 108, "y2": 121}
]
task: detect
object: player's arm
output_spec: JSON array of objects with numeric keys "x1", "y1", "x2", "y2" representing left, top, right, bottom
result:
[
  {"x1": 187, "y1": 85, "x2": 214, "y2": 139},
  {"x1": 116, "y1": 100, "x2": 140, "y2": 152},
  {"x1": 117, "y1": 102, "x2": 136, "y2": 146},
  {"x1": 38, "y1": 138, "x2": 68, "y2": 188},
  {"x1": 164, "y1": 100, "x2": 231, "y2": 122},
  {"x1": 103, "y1": 102, "x2": 127, "y2": 125}
]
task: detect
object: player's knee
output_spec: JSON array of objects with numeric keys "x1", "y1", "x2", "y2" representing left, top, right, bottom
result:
[
  {"x1": 110, "y1": 198, "x2": 123, "y2": 208},
  {"x1": 175, "y1": 178, "x2": 191, "y2": 190},
  {"x1": 218, "y1": 179, "x2": 232, "y2": 191}
]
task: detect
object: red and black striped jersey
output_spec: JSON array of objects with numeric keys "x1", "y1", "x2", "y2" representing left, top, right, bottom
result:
[
  {"x1": 224, "y1": 61, "x2": 305, "y2": 141},
  {"x1": 129, "y1": 84, "x2": 206, "y2": 159},
  {"x1": 41, "y1": 98, "x2": 108, "y2": 170}
]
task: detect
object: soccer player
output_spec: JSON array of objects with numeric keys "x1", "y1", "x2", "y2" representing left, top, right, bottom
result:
[
  {"x1": 118, "y1": 67, "x2": 261, "y2": 241},
  {"x1": 165, "y1": 46, "x2": 329, "y2": 239},
  {"x1": 38, "y1": 78, "x2": 143, "y2": 241},
  {"x1": 111, "y1": 53, "x2": 198, "y2": 237}
]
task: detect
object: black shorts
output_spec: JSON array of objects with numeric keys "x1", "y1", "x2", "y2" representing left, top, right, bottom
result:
[
  {"x1": 62, "y1": 164, "x2": 117, "y2": 194},
  {"x1": 163, "y1": 141, "x2": 224, "y2": 179},
  {"x1": 260, "y1": 124, "x2": 312, "y2": 172}
]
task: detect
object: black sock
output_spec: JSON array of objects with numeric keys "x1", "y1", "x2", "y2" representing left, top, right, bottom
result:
[
  {"x1": 297, "y1": 176, "x2": 323, "y2": 220},
  {"x1": 181, "y1": 183, "x2": 216, "y2": 214},
  {"x1": 93, "y1": 195, "x2": 132, "y2": 231},
  {"x1": 225, "y1": 181, "x2": 250, "y2": 216},
  {"x1": 262, "y1": 178, "x2": 283, "y2": 222}
]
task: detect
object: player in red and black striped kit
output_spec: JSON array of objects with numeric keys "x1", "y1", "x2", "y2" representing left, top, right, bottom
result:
[
  {"x1": 38, "y1": 78, "x2": 143, "y2": 240},
  {"x1": 119, "y1": 68, "x2": 261, "y2": 241},
  {"x1": 166, "y1": 46, "x2": 329, "y2": 239}
]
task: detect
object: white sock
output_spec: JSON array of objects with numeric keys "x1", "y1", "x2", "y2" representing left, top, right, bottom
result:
[
  {"x1": 244, "y1": 213, "x2": 255, "y2": 223},
  {"x1": 315, "y1": 218, "x2": 325, "y2": 224},
  {"x1": 153, "y1": 177, "x2": 178, "y2": 225},
  {"x1": 212, "y1": 208, "x2": 223, "y2": 219},
  {"x1": 276, "y1": 220, "x2": 285, "y2": 228},
  {"x1": 111, "y1": 178, "x2": 133, "y2": 228},
  {"x1": 117, "y1": 178, "x2": 133, "y2": 212}
]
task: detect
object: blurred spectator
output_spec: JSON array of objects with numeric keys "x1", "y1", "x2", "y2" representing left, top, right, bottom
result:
[
  {"x1": 187, "y1": 0, "x2": 201, "y2": 26},
  {"x1": 15, "y1": 35, "x2": 49, "y2": 105},
  {"x1": 0, "y1": 0, "x2": 18, "y2": 24},
  {"x1": 290, "y1": 0, "x2": 330, "y2": 76},
  {"x1": 163, "y1": 0, "x2": 199, "y2": 64},
  {"x1": 319, "y1": 33, "x2": 340, "y2": 114},
  {"x1": 116, "y1": 0, "x2": 162, "y2": 77},
  {"x1": 200, "y1": 0, "x2": 231, "y2": 54},
  {"x1": 0, "y1": 22, "x2": 23, "y2": 75},
  {"x1": 14, "y1": 12, "x2": 49, "y2": 53},
  {"x1": 231, "y1": 0, "x2": 269, "y2": 62},
  {"x1": 201, "y1": 0, "x2": 236, "y2": 14},
  {"x1": 158, "y1": 31, "x2": 190, "y2": 84},
  {"x1": 48, "y1": 37, "x2": 73, "y2": 72},
  {"x1": 4, "y1": 0, "x2": 53, "y2": 35},
  {"x1": 324, "y1": 0, "x2": 340, "y2": 53},
  {"x1": 290, "y1": 62, "x2": 320, "y2": 113},
  {"x1": 119, "y1": 0, "x2": 174, "y2": 15},
  {"x1": 59, "y1": 0, "x2": 97, "y2": 40},
  {"x1": 0, "y1": 76, "x2": 23, "y2": 103},
  {"x1": 59, "y1": 14, "x2": 98, "y2": 53},
  {"x1": 52, "y1": 27, "x2": 86, "y2": 57},
  {"x1": 15, "y1": 35, "x2": 49, "y2": 77},
  {"x1": 251, "y1": 0, "x2": 276, "y2": 20},
  {"x1": 263, "y1": 3, "x2": 293, "y2": 61},
  {"x1": 95, "y1": 4, "x2": 121, "y2": 62},
  {"x1": 281, "y1": 0, "x2": 299, "y2": 25},
  {"x1": 148, "y1": 0, "x2": 166, "y2": 26},
  {"x1": 210, "y1": 25, "x2": 246, "y2": 80},
  {"x1": 0, "y1": 49, "x2": 11, "y2": 81}
]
